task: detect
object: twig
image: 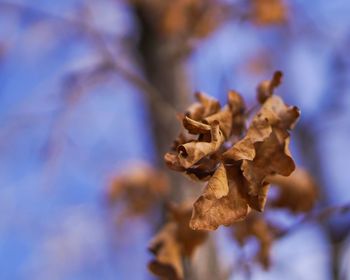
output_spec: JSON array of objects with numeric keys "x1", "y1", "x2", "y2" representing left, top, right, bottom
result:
[
  {"x1": 276, "y1": 202, "x2": 350, "y2": 238},
  {"x1": 0, "y1": 1, "x2": 177, "y2": 115}
]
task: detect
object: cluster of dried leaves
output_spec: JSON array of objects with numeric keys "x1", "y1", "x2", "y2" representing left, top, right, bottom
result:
[
  {"x1": 108, "y1": 73, "x2": 318, "y2": 278},
  {"x1": 165, "y1": 71, "x2": 305, "y2": 231},
  {"x1": 155, "y1": 72, "x2": 318, "y2": 273}
]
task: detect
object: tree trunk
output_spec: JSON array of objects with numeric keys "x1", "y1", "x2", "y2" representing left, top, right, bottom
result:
[{"x1": 133, "y1": 6, "x2": 222, "y2": 280}]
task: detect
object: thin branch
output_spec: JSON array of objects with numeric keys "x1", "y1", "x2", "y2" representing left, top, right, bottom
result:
[
  {"x1": 276, "y1": 202, "x2": 350, "y2": 238},
  {"x1": 0, "y1": 1, "x2": 177, "y2": 115}
]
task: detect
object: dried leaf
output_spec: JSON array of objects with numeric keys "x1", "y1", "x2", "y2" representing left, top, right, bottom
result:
[
  {"x1": 108, "y1": 163, "x2": 169, "y2": 217},
  {"x1": 251, "y1": 0, "x2": 287, "y2": 26},
  {"x1": 190, "y1": 163, "x2": 250, "y2": 230},
  {"x1": 233, "y1": 215, "x2": 277, "y2": 269},
  {"x1": 164, "y1": 152, "x2": 186, "y2": 172},
  {"x1": 178, "y1": 121, "x2": 225, "y2": 168},
  {"x1": 228, "y1": 91, "x2": 247, "y2": 136},
  {"x1": 223, "y1": 118, "x2": 272, "y2": 161},
  {"x1": 224, "y1": 96, "x2": 300, "y2": 211},
  {"x1": 183, "y1": 116, "x2": 211, "y2": 135},
  {"x1": 169, "y1": 204, "x2": 208, "y2": 256},
  {"x1": 184, "y1": 156, "x2": 220, "y2": 182},
  {"x1": 186, "y1": 92, "x2": 221, "y2": 121},
  {"x1": 202, "y1": 91, "x2": 246, "y2": 139},
  {"x1": 227, "y1": 90, "x2": 246, "y2": 115},
  {"x1": 267, "y1": 168, "x2": 318, "y2": 212},
  {"x1": 149, "y1": 223, "x2": 183, "y2": 280},
  {"x1": 240, "y1": 130, "x2": 295, "y2": 210},
  {"x1": 160, "y1": 0, "x2": 223, "y2": 39},
  {"x1": 192, "y1": 5, "x2": 223, "y2": 38},
  {"x1": 257, "y1": 71, "x2": 283, "y2": 104},
  {"x1": 164, "y1": 78, "x2": 301, "y2": 231},
  {"x1": 204, "y1": 107, "x2": 233, "y2": 139},
  {"x1": 148, "y1": 204, "x2": 207, "y2": 279},
  {"x1": 224, "y1": 95, "x2": 299, "y2": 162}
]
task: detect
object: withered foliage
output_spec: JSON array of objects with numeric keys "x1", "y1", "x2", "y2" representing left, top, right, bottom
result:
[
  {"x1": 165, "y1": 72, "x2": 303, "y2": 230},
  {"x1": 108, "y1": 73, "x2": 318, "y2": 278},
  {"x1": 130, "y1": 0, "x2": 289, "y2": 42},
  {"x1": 148, "y1": 204, "x2": 208, "y2": 280},
  {"x1": 130, "y1": 0, "x2": 224, "y2": 40},
  {"x1": 250, "y1": 0, "x2": 287, "y2": 26},
  {"x1": 232, "y1": 214, "x2": 280, "y2": 269},
  {"x1": 267, "y1": 168, "x2": 318, "y2": 213},
  {"x1": 108, "y1": 162, "x2": 169, "y2": 219},
  {"x1": 256, "y1": 70, "x2": 283, "y2": 103},
  {"x1": 230, "y1": 167, "x2": 318, "y2": 269}
]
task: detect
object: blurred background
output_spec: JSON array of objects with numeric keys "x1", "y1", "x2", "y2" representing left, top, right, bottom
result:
[{"x1": 0, "y1": 0, "x2": 350, "y2": 279}]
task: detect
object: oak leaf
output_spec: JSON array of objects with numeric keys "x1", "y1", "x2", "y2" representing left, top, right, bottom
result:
[
  {"x1": 108, "y1": 163, "x2": 169, "y2": 218},
  {"x1": 148, "y1": 204, "x2": 207, "y2": 279},
  {"x1": 233, "y1": 215, "x2": 278, "y2": 269},
  {"x1": 267, "y1": 168, "x2": 318, "y2": 212},
  {"x1": 224, "y1": 96, "x2": 300, "y2": 211},
  {"x1": 149, "y1": 223, "x2": 183, "y2": 280},
  {"x1": 251, "y1": 0, "x2": 287, "y2": 26},
  {"x1": 190, "y1": 163, "x2": 250, "y2": 230},
  {"x1": 256, "y1": 71, "x2": 283, "y2": 104},
  {"x1": 178, "y1": 121, "x2": 225, "y2": 168},
  {"x1": 185, "y1": 92, "x2": 221, "y2": 121},
  {"x1": 164, "y1": 74, "x2": 302, "y2": 231}
]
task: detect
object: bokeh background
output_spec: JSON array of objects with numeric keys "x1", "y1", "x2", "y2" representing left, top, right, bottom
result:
[{"x1": 0, "y1": 0, "x2": 350, "y2": 279}]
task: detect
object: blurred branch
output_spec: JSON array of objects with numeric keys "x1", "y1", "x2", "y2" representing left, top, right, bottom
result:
[
  {"x1": 295, "y1": 122, "x2": 348, "y2": 280},
  {"x1": 0, "y1": 1, "x2": 177, "y2": 116},
  {"x1": 0, "y1": 1, "x2": 179, "y2": 187},
  {"x1": 41, "y1": 61, "x2": 114, "y2": 186},
  {"x1": 276, "y1": 202, "x2": 350, "y2": 238}
]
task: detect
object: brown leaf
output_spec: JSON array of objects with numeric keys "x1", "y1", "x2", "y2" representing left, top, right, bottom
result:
[
  {"x1": 178, "y1": 121, "x2": 225, "y2": 168},
  {"x1": 259, "y1": 95, "x2": 300, "y2": 130},
  {"x1": 164, "y1": 152, "x2": 186, "y2": 172},
  {"x1": 224, "y1": 96, "x2": 299, "y2": 211},
  {"x1": 233, "y1": 215, "x2": 277, "y2": 269},
  {"x1": 148, "y1": 204, "x2": 208, "y2": 279},
  {"x1": 184, "y1": 155, "x2": 220, "y2": 182},
  {"x1": 148, "y1": 223, "x2": 183, "y2": 280},
  {"x1": 202, "y1": 91, "x2": 246, "y2": 139},
  {"x1": 204, "y1": 107, "x2": 233, "y2": 139},
  {"x1": 169, "y1": 204, "x2": 208, "y2": 256},
  {"x1": 228, "y1": 90, "x2": 246, "y2": 136},
  {"x1": 192, "y1": 4, "x2": 224, "y2": 38},
  {"x1": 267, "y1": 168, "x2": 318, "y2": 212},
  {"x1": 186, "y1": 92, "x2": 221, "y2": 121},
  {"x1": 164, "y1": 88, "x2": 300, "y2": 231},
  {"x1": 245, "y1": 182, "x2": 270, "y2": 212},
  {"x1": 224, "y1": 94, "x2": 298, "y2": 162},
  {"x1": 240, "y1": 130, "x2": 295, "y2": 211},
  {"x1": 223, "y1": 117, "x2": 272, "y2": 161},
  {"x1": 190, "y1": 163, "x2": 250, "y2": 230},
  {"x1": 256, "y1": 71, "x2": 283, "y2": 104},
  {"x1": 108, "y1": 163, "x2": 169, "y2": 217},
  {"x1": 171, "y1": 122, "x2": 197, "y2": 152},
  {"x1": 227, "y1": 90, "x2": 246, "y2": 115},
  {"x1": 183, "y1": 116, "x2": 211, "y2": 135},
  {"x1": 160, "y1": 0, "x2": 223, "y2": 39},
  {"x1": 251, "y1": 0, "x2": 287, "y2": 26}
]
